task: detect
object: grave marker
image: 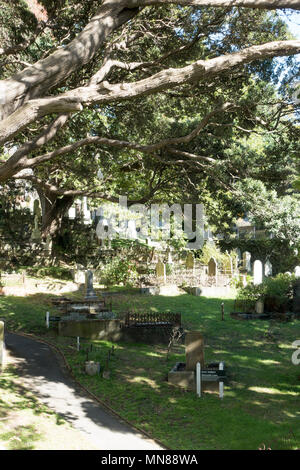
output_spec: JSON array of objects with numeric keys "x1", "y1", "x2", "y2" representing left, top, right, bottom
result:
[
  {"x1": 265, "y1": 260, "x2": 273, "y2": 277},
  {"x1": 253, "y1": 260, "x2": 263, "y2": 285},
  {"x1": 242, "y1": 251, "x2": 251, "y2": 272},
  {"x1": 208, "y1": 258, "x2": 217, "y2": 277},
  {"x1": 85, "y1": 270, "x2": 98, "y2": 300},
  {"x1": 156, "y1": 260, "x2": 166, "y2": 283},
  {"x1": 186, "y1": 252, "x2": 195, "y2": 270},
  {"x1": 295, "y1": 266, "x2": 300, "y2": 278},
  {"x1": 185, "y1": 331, "x2": 205, "y2": 371}
]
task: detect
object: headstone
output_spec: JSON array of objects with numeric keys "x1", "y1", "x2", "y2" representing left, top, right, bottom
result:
[
  {"x1": 75, "y1": 269, "x2": 86, "y2": 285},
  {"x1": 224, "y1": 254, "x2": 233, "y2": 275},
  {"x1": 253, "y1": 260, "x2": 263, "y2": 285},
  {"x1": 295, "y1": 266, "x2": 300, "y2": 278},
  {"x1": 242, "y1": 251, "x2": 251, "y2": 272},
  {"x1": 156, "y1": 260, "x2": 166, "y2": 282},
  {"x1": 85, "y1": 361, "x2": 100, "y2": 376},
  {"x1": 264, "y1": 260, "x2": 272, "y2": 277},
  {"x1": 208, "y1": 258, "x2": 217, "y2": 277},
  {"x1": 0, "y1": 321, "x2": 4, "y2": 371},
  {"x1": 186, "y1": 252, "x2": 195, "y2": 270},
  {"x1": 85, "y1": 270, "x2": 98, "y2": 300},
  {"x1": 185, "y1": 331, "x2": 205, "y2": 370}
]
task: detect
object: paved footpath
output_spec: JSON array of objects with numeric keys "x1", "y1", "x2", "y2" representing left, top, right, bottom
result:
[{"x1": 5, "y1": 333, "x2": 164, "y2": 451}]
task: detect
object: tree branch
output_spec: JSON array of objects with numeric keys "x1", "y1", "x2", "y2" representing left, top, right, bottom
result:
[
  {"x1": 127, "y1": 0, "x2": 300, "y2": 9},
  {"x1": 1, "y1": 39, "x2": 299, "y2": 146}
]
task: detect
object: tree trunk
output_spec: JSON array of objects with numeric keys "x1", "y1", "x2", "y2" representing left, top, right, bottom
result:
[{"x1": 37, "y1": 190, "x2": 74, "y2": 240}]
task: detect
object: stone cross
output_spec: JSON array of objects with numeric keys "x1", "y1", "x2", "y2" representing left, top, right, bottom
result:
[
  {"x1": 85, "y1": 270, "x2": 98, "y2": 300},
  {"x1": 185, "y1": 331, "x2": 205, "y2": 370}
]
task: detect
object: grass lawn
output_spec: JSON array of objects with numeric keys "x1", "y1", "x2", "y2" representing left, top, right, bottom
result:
[{"x1": 0, "y1": 286, "x2": 299, "y2": 450}]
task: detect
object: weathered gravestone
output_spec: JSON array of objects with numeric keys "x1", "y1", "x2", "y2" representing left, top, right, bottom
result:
[
  {"x1": 265, "y1": 260, "x2": 273, "y2": 277},
  {"x1": 85, "y1": 361, "x2": 100, "y2": 376},
  {"x1": 253, "y1": 260, "x2": 263, "y2": 285},
  {"x1": 0, "y1": 321, "x2": 4, "y2": 371},
  {"x1": 224, "y1": 254, "x2": 233, "y2": 275},
  {"x1": 85, "y1": 270, "x2": 98, "y2": 300},
  {"x1": 185, "y1": 331, "x2": 205, "y2": 370},
  {"x1": 242, "y1": 251, "x2": 251, "y2": 272},
  {"x1": 186, "y1": 252, "x2": 195, "y2": 270},
  {"x1": 156, "y1": 260, "x2": 166, "y2": 283},
  {"x1": 208, "y1": 258, "x2": 217, "y2": 277}
]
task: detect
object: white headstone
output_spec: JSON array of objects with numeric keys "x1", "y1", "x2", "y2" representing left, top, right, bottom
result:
[
  {"x1": 265, "y1": 260, "x2": 272, "y2": 277},
  {"x1": 295, "y1": 266, "x2": 300, "y2": 278},
  {"x1": 242, "y1": 251, "x2": 251, "y2": 272},
  {"x1": 253, "y1": 260, "x2": 263, "y2": 285}
]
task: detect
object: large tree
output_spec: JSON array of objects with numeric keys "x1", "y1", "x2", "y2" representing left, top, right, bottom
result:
[{"x1": 0, "y1": 0, "x2": 299, "y2": 242}]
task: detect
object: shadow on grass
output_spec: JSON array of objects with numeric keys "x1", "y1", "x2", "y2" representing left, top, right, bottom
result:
[{"x1": 1, "y1": 288, "x2": 300, "y2": 449}]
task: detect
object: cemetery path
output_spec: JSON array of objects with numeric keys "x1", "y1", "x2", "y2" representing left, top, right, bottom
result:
[{"x1": 5, "y1": 332, "x2": 164, "y2": 451}]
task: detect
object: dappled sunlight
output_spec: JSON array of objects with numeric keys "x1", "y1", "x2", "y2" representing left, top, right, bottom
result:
[
  {"x1": 257, "y1": 359, "x2": 281, "y2": 365},
  {"x1": 1, "y1": 287, "x2": 300, "y2": 449},
  {"x1": 126, "y1": 376, "x2": 160, "y2": 390},
  {"x1": 248, "y1": 386, "x2": 298, "y2": 396}
]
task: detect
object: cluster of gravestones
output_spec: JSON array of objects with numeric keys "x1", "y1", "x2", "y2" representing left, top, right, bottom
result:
[{"x1": 243, "y1": 255, "x2": 300, "y2": 286}]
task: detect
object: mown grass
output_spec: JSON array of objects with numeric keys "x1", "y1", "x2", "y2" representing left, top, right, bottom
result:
[{"x1": 0, "y1": 287, "x2": 299, "y2": 450}]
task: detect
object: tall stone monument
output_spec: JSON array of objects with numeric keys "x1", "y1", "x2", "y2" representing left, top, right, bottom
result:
[{"x1": 85, "y1": 270, "x2": 98, "y2": 300}]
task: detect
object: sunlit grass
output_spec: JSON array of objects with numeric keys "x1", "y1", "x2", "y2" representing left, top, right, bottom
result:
[{"x1": 0, "y1": 285, "x2": 299, "y2": 450}]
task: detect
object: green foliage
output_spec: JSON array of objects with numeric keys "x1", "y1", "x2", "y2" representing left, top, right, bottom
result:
[
  {"x1": 25, "y1": 265, "x2": 73, "y2": 281},
  {"x1": 237, "y1": 282, "x2": 266, "y2": 303},
  {"x1": 96, "y1": 256, "x2": 139, "y2": 287},
  {"x1": 237, "y1": 273, "x2": 296, "y2": 311},
  {"x1": 197, "y1": 242, "x2": 236, "y2": 271}
]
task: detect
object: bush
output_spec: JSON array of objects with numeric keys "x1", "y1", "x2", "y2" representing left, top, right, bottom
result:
[
  {"x1": 263, "y1": 273, "x2": 295, "y2": 312},
  {"x1": 96, "y1": 257, "x2": 139, "y2": 287},
  {"x1": 237, "y1": 273, "x2": 296, "y2": 312},
  {"x1": 25, "y1": 266, "x2": 73, "y2": 281}
]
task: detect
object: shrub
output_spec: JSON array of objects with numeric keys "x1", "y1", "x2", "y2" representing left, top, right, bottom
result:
[
  {"x1": 96, "y1": 257, "x2": 139, "y2": 287},
  {"x1": 237, "y1": 273, "x2": 296, "y2": 312},
  {"x1": 25, "y1": 265, "x2": 73, "y2": 281}
]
